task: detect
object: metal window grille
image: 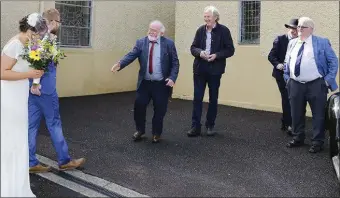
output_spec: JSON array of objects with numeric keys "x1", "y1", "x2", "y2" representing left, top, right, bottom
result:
[
  {"x1": 239, "y1": 0, "x2": 261, "y2": 44},
  {"x1": 55, "y1": 1, "x2": 92, "y2": 48}
]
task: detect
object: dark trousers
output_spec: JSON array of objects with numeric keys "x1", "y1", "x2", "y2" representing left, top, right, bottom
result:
[
  {"x1": 134, "y1": 80, "x2": 170, "y2": 135},
  {"x1": 276, "y1": 75, "x2": 292, "y2": 127},
  {"x1": 287, "y1": 78, "x2": 328, "y2": 145},
  {"x1": 192, "y1": 73, "x2": 222, "y2": 128}
]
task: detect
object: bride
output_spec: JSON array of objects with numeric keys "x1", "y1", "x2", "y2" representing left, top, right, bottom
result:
[{"x1": 1, "y1": 13, "x2": 47, "y2": 197}]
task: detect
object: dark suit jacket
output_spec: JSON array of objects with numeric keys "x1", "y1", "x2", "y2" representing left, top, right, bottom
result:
[
  {"x1": 190, "y1": 23, "x2": 235, "y2": 75},
  {"x1": 268, "y1": 34, "x2": 289, "y2": 79},
  {"x1": 119, "y1": 36, "x2": 180, "y2": 90}
]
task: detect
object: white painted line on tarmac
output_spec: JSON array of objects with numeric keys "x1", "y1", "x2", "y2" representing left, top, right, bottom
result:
[
  {"x1": 36, "y1": 172, "x2": 107, "y2": 197},
  {"x1": 36, "y1": 154, "x2": 149, "y2": 197}
]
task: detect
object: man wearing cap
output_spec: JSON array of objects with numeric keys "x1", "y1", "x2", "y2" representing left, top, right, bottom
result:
[
  {"x1": 268, "y1": 18, "x2": 298, "y2": 135},
  {"x1": 284, "y1": 17, "x2": 339, "y2": 153}
]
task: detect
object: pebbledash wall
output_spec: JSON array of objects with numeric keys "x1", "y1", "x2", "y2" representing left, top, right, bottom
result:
[
  {"x1": 1, "y1": 1, "x2": 339, "y2": 116},
  {"x1": 1, "y1": 1, "x2": 176, "y2": 96}
]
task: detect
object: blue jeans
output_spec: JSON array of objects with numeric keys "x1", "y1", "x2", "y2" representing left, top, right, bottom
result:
[
  {"x1": 192, "y1": 73, "x2": 222, "y2": 128},
  {"x1": 28, "y1": 91, "x2": 70, "y2": 167}
]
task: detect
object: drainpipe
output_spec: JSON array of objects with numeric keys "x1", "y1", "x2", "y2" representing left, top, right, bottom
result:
[{"x1": 39, "y1": 1, "x2": 44, "y2": 13}]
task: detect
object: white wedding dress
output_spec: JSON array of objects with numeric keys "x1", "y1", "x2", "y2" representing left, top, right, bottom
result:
[{"x1": 1, "y1": 38, "x2": 35, "y2": 197}]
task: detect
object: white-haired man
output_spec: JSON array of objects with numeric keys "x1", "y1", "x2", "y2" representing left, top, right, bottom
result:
[
  {"x1": 284, "y1": 17, "x2": 339, "y2": 153},
  {"x1": 111, "y1": 20, "x2": 179, "y2": 143},
  {"x1": 188, "y1": 6, "x2": 235, "y2": 137}
]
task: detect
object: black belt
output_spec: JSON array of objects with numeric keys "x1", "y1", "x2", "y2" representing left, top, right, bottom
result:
[
  {"x1": 143, "y1": 79, "x2": 164, "y2": 83},
  {"x1": 293, "y1": 77, "x2": 322, "y2": 84}
]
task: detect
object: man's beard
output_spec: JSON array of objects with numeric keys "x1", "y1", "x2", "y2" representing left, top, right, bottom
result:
[
  {"x1": 49, "y1": 28, "x2": 59, "y2": 35},
  {"x1": 148, "y1": 33, "x2": 160, "y2": 42}
]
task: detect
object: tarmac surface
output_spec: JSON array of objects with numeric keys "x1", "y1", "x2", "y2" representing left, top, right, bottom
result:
[{"x1": 32, "y1": 91, "x2": 340, "y2": 197}]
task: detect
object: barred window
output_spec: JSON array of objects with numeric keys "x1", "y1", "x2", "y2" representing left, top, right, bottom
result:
[
  {"x1": 239, "y1": 0, "x2": 261, "y2": 44},
  {"x1": 55, "y1": 1, "x2": 92, "y2": 48}
]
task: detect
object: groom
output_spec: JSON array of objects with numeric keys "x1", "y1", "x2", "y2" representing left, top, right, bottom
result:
[{"x1": 28, "y1": 8, "x2": 85, "y2": 173}]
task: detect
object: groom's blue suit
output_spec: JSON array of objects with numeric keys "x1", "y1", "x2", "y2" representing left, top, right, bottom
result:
[{"x1": 28, "y1": 62, "x2": 71, "y2": 167}]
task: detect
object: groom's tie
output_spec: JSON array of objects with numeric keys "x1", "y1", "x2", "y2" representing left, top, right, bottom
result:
[{"x1": 294, "y1": 41, "x2": 305, "y2": 77}]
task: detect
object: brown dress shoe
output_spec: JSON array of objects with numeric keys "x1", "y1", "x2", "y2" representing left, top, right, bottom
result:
[
  {"x1": 29, "y1": 164, "x2": 52, "y2": 173},
  {"x1": 152, "y1": 135, "x2": 161, "y2": 143},
  {"x1": 59, "y1": 158, "x2": 86, "y2": 171}
]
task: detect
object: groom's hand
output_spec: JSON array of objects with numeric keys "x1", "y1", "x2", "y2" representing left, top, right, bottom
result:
[
  {"x1": 30, "y1": 84, "x2": 41, "y2": 96},
  {"x1": 111, "y1": 62, "x2": 121, "y2": 73}
]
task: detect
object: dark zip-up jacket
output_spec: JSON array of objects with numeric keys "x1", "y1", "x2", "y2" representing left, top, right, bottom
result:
[{"x1": 190, "y1": 22, "x2": 235, "y2": 75}]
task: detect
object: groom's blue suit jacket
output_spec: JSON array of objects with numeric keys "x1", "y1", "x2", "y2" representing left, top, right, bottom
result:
[{"x1": 29, "y1": 62, "x2": 57, "y2": 95}]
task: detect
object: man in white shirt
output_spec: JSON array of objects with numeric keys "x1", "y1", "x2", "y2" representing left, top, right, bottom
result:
[{"x1": 284, "y1": 17, "x2": 339, "y2": 153}]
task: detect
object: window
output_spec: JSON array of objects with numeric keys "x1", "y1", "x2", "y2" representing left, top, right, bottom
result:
[
  {"x1": 55, "y1": 1, "x2": 92, "y2": 48},
  {"x1": 239, "y1": 0, "x2": 261, "y2": 44}
]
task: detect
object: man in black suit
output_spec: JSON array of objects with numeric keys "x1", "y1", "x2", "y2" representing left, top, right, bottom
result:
[{"x1": 268, "y1": 19, "x2": 298, "y2": 135}]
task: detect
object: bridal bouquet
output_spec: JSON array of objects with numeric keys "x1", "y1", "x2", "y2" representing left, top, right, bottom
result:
[{"x1": 21, "y1": 33, "x2": 66, "y2": 85}]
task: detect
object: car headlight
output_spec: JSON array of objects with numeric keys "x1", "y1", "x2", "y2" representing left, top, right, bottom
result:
[{"x1": 332, "y1": 96, "x2": 340, "y2": 119}]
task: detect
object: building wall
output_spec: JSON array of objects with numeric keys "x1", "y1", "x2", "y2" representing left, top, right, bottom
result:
[
  {"x1": 57, "y1": 1, "x2": 176, "y2": 97},
  {"x1": 173, "y1": 1, "x2": 339, "y2": 115},
  {"x1": 1, "y1": 1, "x2": 40, "y2": 47},
  {"x1": 1, "y1": 1, "x2": 339, "y2": 115},
  {"x1": 1, "y1": 1, "x2": 176, "y2": 97}
]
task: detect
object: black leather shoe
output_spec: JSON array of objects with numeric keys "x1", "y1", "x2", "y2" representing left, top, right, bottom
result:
[
  {"x1": 187, "y1": 127, "x2": 201, "y2": 137},
  {"x1": 132, "y1": 131, "x2": 144, "y2": 141},
  {"x1": 206, "y1": 127, "x2": 216, "y2": 136},
  {"x1": 152, "y1": 135, "x2": 161, "y2": 143},
  {"x1": 286, "y1": 139, "x2": 304, "y2": 148},
  {"x1": 309, "y1": 144, "x2": 324, "y2": 153}
]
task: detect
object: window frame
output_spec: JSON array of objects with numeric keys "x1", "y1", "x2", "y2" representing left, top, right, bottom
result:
[
  {"x1": 238, "y1": 0, "x2": 261, "y2": 45},
  {"x1": 55, "y1": 1, "x2": 93, "y2": 48}
]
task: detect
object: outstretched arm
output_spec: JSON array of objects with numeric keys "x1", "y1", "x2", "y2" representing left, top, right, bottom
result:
[{"x1": 111, "y1": 40, "x2": 142, "y2": 72}]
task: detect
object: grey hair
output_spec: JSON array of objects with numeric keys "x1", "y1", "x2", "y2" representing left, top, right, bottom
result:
[
  {"x1": 204, "y1": 5, "x2": 220, "y2": 22},
  {"x1": 150, "y1": 20, "x2": 165, "y2": 33},
  {"x1": 299, "y1": 16, "x2": 314, "y2": 29}
]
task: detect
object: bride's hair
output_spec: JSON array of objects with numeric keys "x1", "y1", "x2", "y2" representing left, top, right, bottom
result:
[{"x1": 19, "y1": 13, "x2": 48, "y2": 33}]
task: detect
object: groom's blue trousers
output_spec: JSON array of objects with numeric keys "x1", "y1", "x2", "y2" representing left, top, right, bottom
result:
[{"x1": 28, "y1": 91, "x2": 71, "y2": 167}]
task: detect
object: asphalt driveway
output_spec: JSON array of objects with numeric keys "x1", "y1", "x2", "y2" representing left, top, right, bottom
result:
[{"x1": 33, "y1": 91, "x2": 340, "y2": 197}]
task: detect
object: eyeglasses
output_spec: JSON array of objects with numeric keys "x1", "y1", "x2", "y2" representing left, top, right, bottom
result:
[
  {"x1": 297, "y1": 26, "x2": 309, "y2": 29},
  {"x1": 51, "y1": 20, "x2": 61, "y2": 24}
]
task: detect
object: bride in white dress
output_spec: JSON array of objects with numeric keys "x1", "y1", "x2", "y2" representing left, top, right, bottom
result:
[{"x1": 1, "y1": 13, "x2": 47, "y2": 197}]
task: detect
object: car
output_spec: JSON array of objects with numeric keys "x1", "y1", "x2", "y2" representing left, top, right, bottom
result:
[{"x1": 325, "y1": 91, "x2": 340, "y2": 184}]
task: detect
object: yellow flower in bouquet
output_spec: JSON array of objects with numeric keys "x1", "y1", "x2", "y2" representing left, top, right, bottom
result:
[
  {"x1": 29, "y1": 50, "x2": 41, "y2": 61},
  {"x1": 20, "y1": 33, "x2": 66, "y2": 72}
]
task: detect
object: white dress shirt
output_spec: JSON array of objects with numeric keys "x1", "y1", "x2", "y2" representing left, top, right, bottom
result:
[{"x1": 289, "y1": 35, "x2": 322, "y2": 82}]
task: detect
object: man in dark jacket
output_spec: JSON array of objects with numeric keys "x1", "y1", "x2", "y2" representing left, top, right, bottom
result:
[
  {"x1": 111, "y1": 20, "x2": 179, "y2": 143},
  {"x1": 187, "y1": 6, "x2": 235, "y2": 137},
  {"x1": 268, "y1": 18, "x2": 298, "y2": 135}
]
